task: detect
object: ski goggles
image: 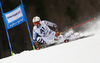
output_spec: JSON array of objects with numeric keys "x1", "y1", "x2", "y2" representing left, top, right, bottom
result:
[{"x1": 34, "y1": 21, "x2": 40, "y2": 25}]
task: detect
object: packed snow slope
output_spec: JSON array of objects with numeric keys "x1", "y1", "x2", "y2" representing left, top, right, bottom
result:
[{"x1": 0, "y1": 32, "x2": 100, "y2": 63}]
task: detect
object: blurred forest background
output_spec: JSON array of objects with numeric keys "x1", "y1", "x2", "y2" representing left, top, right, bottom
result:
[{"x1": 0, "y1": 0, "x2": 100, "y2": 59}]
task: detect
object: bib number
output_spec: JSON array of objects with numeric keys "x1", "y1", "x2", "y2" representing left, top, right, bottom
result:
[{"x1": 40, "y1": 27, "x2": 45, "y2": 35}]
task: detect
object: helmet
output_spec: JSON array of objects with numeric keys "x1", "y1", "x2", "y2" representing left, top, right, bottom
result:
[{"x1": 32, "y1": 16, "x2": 41, "y2": 23}]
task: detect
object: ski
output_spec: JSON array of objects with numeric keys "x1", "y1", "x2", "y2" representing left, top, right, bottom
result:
[
  {"x1": 60, "y1": 34, "x2": 94, "y2": 44},
  {"x1": 35, "y1": 34, "x2": 94, "y2": 50}
]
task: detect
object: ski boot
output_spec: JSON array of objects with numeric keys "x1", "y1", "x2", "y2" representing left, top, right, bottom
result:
[{"x1": 35, "y1": 42, "x2": 42, "y2": 50}]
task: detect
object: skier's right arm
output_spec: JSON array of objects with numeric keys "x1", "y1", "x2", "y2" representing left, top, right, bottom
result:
[{"x1": 33, "y1": 28, "x2": 37, "y2": 41}]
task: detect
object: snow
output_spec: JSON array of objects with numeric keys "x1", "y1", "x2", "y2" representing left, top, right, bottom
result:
[
  {"x1": 0, "y1": 17, "x2": 100, "y2": 63},
  {"x1": 0, "y1": 31, "x2": 100, "y2": 63}
]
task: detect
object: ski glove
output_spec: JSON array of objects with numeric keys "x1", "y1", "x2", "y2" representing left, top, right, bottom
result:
[
  {"x1": 55, "y1": 29, "x2": 60, "y2": 37},
  {"x1": 33, "y1": 39, "x2": 37, "y2": 43}
]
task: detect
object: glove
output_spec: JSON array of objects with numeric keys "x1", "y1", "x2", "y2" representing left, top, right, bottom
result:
[
  {"x1": 55, "y1": 29, "x2": 60, "y2": 37},
  {"x1": 33, "y1": 39, "x2": 37, "y2": 43}
]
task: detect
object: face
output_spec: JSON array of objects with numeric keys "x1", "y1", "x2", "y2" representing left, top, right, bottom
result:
[{"x1": 34, "y1": 21, "x2": 40, "y2": 27}]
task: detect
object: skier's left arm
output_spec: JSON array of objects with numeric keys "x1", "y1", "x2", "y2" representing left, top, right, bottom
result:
[{"x1": 43, "y1": 20, "x2": 58, "y2": 29}]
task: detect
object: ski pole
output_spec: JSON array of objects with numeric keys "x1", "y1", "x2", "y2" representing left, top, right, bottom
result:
[
  {"x1": 60, "y1": 17, "x2": 96, "y2": 34},
  {"x1": 71, "y1": 17, "x2": 96, "y2": 29}
]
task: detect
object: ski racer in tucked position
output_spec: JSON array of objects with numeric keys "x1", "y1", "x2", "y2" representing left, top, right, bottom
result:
[{"x1": 32, "y1": 16, "x2": 68, "y2": 50}]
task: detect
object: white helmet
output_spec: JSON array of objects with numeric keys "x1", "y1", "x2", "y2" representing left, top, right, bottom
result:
[{"x1": 32, "y1": 16, "x2": 41, "y2": 23}]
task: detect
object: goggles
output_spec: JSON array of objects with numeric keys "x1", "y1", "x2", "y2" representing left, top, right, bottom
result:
[{"x1": 34, "y1": 21, "x2": 40, "y2": 25}]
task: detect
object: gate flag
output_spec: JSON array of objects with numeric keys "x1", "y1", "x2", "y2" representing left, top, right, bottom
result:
[
  {"x1": 0, "y1": 0, "x2": 35, "y2": 56},
  {"x1": 3, "y1": 4, "x2": 26, "y2": 29}
]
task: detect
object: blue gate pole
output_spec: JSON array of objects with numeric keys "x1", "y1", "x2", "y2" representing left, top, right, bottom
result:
[
  {"x1": 20, "y1": 0, "x2": 23, "y2": 5},
  {"x1": 0, "y1": 0, "x2": 13, "y2": 55},
  {"x1": 6, "y1": 30, "x2": 13, "y2": 55},
  {"x1": 20, "y1": 0, "x2": 35, "y2": 50},
  {"x1": 25, "y1": 19, "x2": 36, "y2": 50}
]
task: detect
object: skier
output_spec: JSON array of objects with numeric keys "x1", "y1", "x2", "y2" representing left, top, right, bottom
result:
[{"x1": 32, "y1": 16, "x2": 65, "y2": 50}]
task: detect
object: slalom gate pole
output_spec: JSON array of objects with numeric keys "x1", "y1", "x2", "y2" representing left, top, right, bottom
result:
[
  {"x1": 20, "y1": 0, "x2": 23, "y2": 4},
  {"x1": 20, "y1": 0, "x2": 35, "y2": 50},
  {"x1": 0, "y1": 0, "x2": 13, "y2": 55},
  {"x1": 60, "y1": 17, "x2": 96, "y2": 34}
]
